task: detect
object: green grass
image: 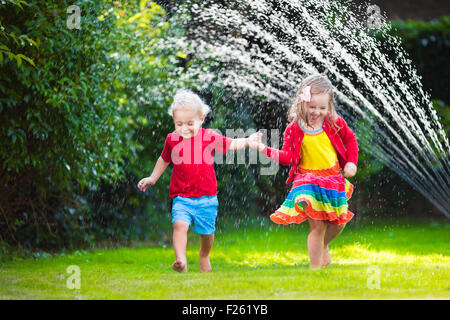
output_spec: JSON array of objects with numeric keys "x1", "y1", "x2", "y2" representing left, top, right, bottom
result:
[{"x1": 0, "y1": 217, "x2": 449, "y2": 299}]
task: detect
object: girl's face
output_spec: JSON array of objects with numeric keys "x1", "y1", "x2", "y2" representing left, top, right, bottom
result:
[
  {"x1": 173, "y1": 106, "x2": 205, "y2": 139},
  {"x1": 306, "y1": 92, "x2": 329, "y2": 124}
]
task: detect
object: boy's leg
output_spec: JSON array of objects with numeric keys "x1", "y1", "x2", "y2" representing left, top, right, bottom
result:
[
  {"x1": 192, "y1": 196, "x2": 218, "y2": 272},
  {"x1": 321, "y1": 223, "x2": 346, "y2": 267},
  {"x1": 172, "y1": 220, "x2": 189, "y2": 272},
  {"x1": 307, "y1": 218, "x2": 327, "y2": 269},
  {"x1": 199, "y1": 234, "x2": 214, "y2": 273}
]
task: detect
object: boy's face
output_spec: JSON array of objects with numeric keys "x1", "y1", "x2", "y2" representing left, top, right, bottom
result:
[{"x1": 173, "y1": 106, "x2": 205, "y2": 139}]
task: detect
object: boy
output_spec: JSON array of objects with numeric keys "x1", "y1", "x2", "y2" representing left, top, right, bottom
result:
[{"x1": 138, "y1": 89, "x2": 261, "y2": 272}]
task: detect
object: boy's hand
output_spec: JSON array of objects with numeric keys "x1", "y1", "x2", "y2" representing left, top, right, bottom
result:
[
  {"x1": 138, "y1": 177, "x2": 156, "y2": 192},
  {"x1": 248, "y1": 131, "x2": 263, "y2": 149},
  {"x1": 343, "y1": 162, "x2": 357, "y2": 178}
]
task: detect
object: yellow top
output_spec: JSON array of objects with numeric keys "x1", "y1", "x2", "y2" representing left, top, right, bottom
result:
[{"x1": 298, "y1": 130, "x2": 341, "y2": 176}]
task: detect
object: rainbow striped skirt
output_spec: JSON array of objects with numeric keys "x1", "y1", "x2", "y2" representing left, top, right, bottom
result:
[{"x1": 270, "y1": 172, "x2": 354, "y2": 225}]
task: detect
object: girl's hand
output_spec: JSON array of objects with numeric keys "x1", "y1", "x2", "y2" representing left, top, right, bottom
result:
[
  {"x1": 248, "y1": 131, "x2": 263, "y2": 150},
  {"x1": 137, "y1": 177, "x2": 156, "y2": 192},
  {"x1": 343, "y1": 162, "x2": 357, "y2": 178}
]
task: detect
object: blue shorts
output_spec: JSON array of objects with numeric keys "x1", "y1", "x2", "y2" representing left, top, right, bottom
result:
[{"x1": 171, "y1": 195, "x2": 219, "y2": 235}]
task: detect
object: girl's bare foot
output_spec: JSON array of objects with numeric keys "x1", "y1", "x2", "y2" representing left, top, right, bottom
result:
[
  {"x1": 309, "y1": 264, "x2": 321, "y2": 270},
  {"x1": 172, "y1": 259, "x2": 187, "y2": 272},
  {"x1": 199, "y1": 256, "x2": 212, "y2": 273},
  {"x1": 321, "y1": 246, "x2": 332, "y2": 268}
]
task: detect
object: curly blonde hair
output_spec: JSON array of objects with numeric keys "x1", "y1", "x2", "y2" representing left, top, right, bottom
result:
[
  {"x1": 168, "y1": 89, "x2": 211, "y2": 117},
  {"x1": 288, "y1": 74, "x2": 340, "y2": 133}
]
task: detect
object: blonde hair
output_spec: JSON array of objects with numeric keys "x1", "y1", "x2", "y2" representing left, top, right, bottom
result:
[
  {"x1": 288, "y1": 74, "x2": 340, "y2": 133},
  {"x1": 168, "y1": 89, "x2": 211, "y2": 116}
]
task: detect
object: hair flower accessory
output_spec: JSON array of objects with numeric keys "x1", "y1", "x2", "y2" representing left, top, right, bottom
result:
[{"x1": 299, "y1": 85, "x2": 311, "y2": 102}]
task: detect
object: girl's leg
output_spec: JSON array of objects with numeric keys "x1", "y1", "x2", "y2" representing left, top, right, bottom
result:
[
  {"x1": 321, "y1": 223, "x2": 346, "y2": 267},
  {"x1": 172, "y1": 220, "x2": 190, "y2": 272},
  {"x1": 307, "y1": 218, "x2": 327, "y2": 269},
  {"x1": 199, "y1": 234, "x2": 214, "y2": 272}
]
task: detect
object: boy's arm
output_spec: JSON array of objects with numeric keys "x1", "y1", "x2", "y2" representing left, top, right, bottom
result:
[
  {"x1": 207, "y1": 129, "x2": 246, "y2": 153},
  {"x1": 148, "y1": 156, "x2": 170, "y2": 183},
  {"x1": 153, "y1": 133, "x2": 172, "y2": 181},
  {"x1": 228, "y1": 138, "x2": 249, "y2": 150},
  {"x1": 138, "y1": 156, "x2": 170, "y2": 191}
]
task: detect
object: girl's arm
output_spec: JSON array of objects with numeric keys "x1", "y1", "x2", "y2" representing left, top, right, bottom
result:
[
  {"x1": 256, "y1": 126, "x2": 294, "y2": 166},
  {"x1": 338, "y1": 118, "x2": 359, "y2": 166},
  {"x1": 337, "y1": 117, "x2": 359, "y2": 177}
]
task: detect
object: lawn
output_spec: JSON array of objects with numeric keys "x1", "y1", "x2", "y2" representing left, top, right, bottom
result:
[{"x1": 0, "y1": 217, "x2": 449, "y2": 299}]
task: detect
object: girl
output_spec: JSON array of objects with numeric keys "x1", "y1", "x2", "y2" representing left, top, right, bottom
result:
[{"x1": 252, "y1": 74, "x2": 359, "y2": 269}]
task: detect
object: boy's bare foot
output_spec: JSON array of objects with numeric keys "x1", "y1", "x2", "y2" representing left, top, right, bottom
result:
[
  {"x1": 199, "y1": 256, "x2": 212, "y2": 273},
  {"x1": 321, "y1": 246, "x2": 332, "y2": 268},
  {"x1": 172, "y1": 259, "x2": 187, "y2": 272}
]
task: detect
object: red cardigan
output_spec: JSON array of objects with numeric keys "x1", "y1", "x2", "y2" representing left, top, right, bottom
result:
[{"x1": 261, "y1": 116, "x2": 359, "y2": 184}]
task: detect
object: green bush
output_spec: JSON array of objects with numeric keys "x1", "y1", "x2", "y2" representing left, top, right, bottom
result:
[
  {"x1": 390, "y1": 16, "x2": 450, "y2": 105},
  {"x1": 0, "y1": 0, "x2": 185, "y2": 250},
  {"x1": 0, "y1": 0, "x2": 123, "y2": 249}
]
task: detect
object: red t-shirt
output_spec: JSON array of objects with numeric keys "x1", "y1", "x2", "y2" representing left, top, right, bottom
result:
[{"x1": 160, "y1": 128, "x2": 233, "y2": 198}]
